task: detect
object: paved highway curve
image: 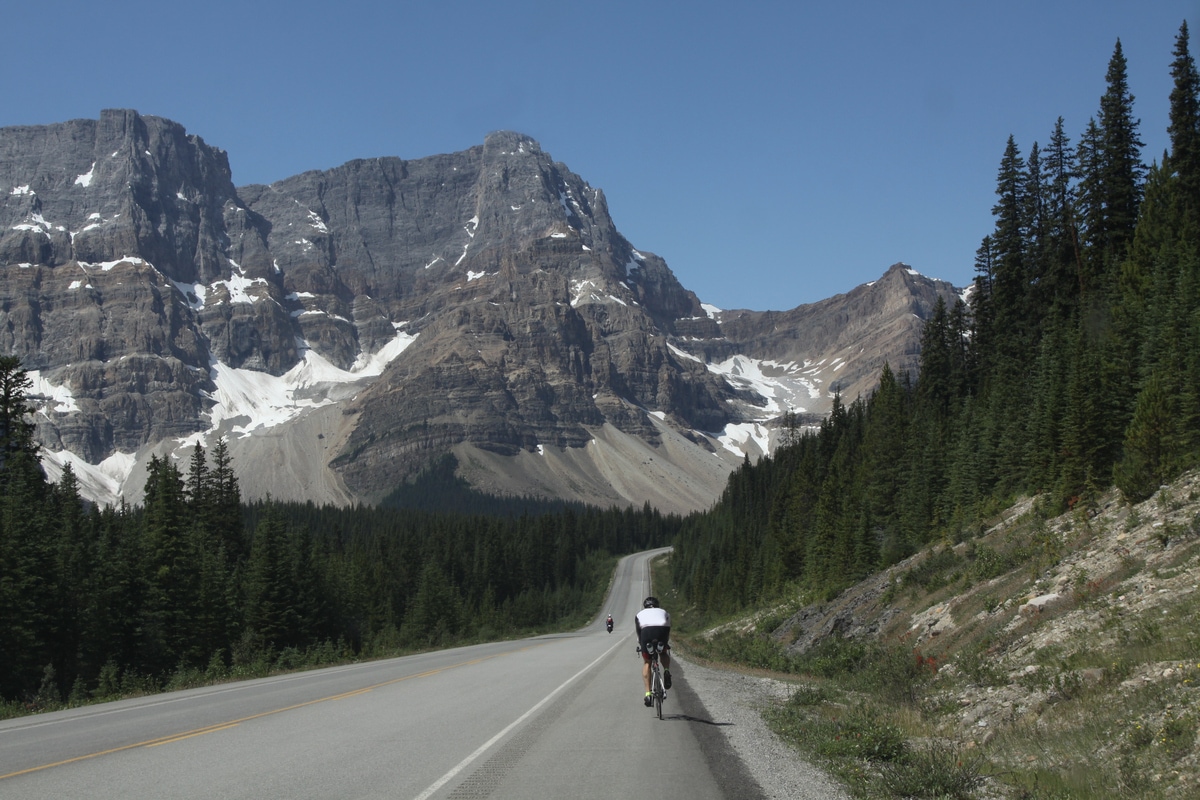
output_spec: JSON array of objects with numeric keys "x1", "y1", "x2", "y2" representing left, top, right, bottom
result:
[{"x1": 0, "y1": 548, "x2": 766, "y2": 799}]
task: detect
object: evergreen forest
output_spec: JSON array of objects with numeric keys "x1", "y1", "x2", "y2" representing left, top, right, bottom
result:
[
  {"x1": 671, "y1": 25, "x2": 1200, "y2": 617},
  {"x1": 0, "y1": 391, "x2": 678, "y2": 705}
]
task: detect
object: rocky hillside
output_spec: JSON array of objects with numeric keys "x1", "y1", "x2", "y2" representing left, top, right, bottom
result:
[
  {"x1": 1, "y1": 110, "x2": 963, "y2": 512},
  {"x1": 760, "y1": 468, "x2": 1200, "y2": 795}
]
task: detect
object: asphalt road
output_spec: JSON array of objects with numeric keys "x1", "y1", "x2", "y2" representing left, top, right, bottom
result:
[{"x1": 0, "y1": 548, "x2": 764, "y2": 799}]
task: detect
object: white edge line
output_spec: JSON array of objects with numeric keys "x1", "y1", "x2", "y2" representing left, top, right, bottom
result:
[{"x1": 411, "y1": 636, "x2": 629, "y2": 800}]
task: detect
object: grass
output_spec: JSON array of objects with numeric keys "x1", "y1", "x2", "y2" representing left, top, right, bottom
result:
[{"x1": 661, "y1": 476, "x2": 1200, "y2": 799}]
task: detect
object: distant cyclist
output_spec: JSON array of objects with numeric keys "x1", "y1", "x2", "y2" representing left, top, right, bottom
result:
[{"x1": 635, "y1": 596, "x2": 671, "y2": 706}]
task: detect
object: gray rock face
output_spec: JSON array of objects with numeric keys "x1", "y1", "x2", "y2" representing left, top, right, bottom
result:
[{"x1": 1, "y1": 111, "x2": 963, "y2": 510}]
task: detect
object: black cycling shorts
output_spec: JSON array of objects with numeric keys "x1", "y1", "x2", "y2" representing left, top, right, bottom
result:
[{"x1": 638, "y1": 625, "x2": 670, "y2": 660}]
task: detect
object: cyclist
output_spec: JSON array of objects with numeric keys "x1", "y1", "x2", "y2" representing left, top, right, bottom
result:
[
  {"x1": 606, "y1": 613, "x2": 614, "y2": 633},
  {"x1": 634, "y1": 596, "x2": 671, "y2": 706}
]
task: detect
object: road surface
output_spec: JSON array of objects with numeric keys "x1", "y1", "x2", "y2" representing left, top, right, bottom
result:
[{"x1": 0, "y1": 548, "x2": 764, "y2": 799}]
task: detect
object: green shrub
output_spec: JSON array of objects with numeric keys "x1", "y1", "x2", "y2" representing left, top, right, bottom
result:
[
  {"x1": 878, "y1": 741, "x2": 987, "y2": 799},
  {"x1": 821, "y1": 714, "x2": 906, "y2": 762},
  {"x1": 956, "y1": 648, "x2": 1008, "y2": 687},
  {"x1": 702, "y1": 630, "x2": 793, "y2": 672},
  {"x1": 787, "y1": 684, "x2": 831, "y2": 706},
  {"x1": 902, "y1": 548, "x2": 964, "y2": 592},
  {"x1": 772, "y1": 700, "x2": 906, "y2": 763},
  {"x1": 968, "y1": 543, "x2": 1018, "y2": 581}
]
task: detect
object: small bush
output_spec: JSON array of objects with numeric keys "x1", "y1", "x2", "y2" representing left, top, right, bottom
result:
[
  {"x1": 968, "y1": 543, "x2": 1020, "y2": 581},
  {"x1": 699, "y1": 630, "x2": 794, "y2": 672},
  {"x1": 1159, "y1": 710, "x2": 1196, "y2": 755},
  {"x1": 902, "y1": 548, "x2": 964, "y2": 592},
  {"x1": 798, "y1": 636, "x2": 874, "y2": 678},
  {"x1": 93, "y1": 661, "x2": 121, "y2": 700},
  {"x1": 773, "y1": 700, "x2": 906, "y2": 763},
  {"x1": 956, "y1": 649, "x2": 1007, "y2": 687},
  {"x1": 820, "y1": 713, "x2": 906, "y2": 762},
  {"x1": 787, "y1": 684, "x2": 830, "y2": 706},
  {"x1": 878, "y1": 741, "x2": 987, "y2": 799}
]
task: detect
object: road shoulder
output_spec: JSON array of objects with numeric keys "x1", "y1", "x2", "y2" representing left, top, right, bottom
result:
[{"x1": 675, "y1": 656, "x2": 851, "y2": 800}]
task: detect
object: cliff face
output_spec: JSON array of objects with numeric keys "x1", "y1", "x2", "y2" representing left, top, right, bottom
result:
[
  {"x1": 233, "y1": 131, "x2": 733, "y2": 499},
  {"x1": 1, "y1": 111, "x2": 963, "y2": 512},
  {"x1": 0, "y1": 110, "x2": 272, "y2": 459}
]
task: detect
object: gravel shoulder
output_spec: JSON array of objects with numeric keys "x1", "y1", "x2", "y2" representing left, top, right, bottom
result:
[{"x1": 677, "y1": 655, "x2": 851, "y2": 800}]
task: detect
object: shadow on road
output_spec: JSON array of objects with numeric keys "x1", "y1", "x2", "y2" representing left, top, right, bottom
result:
[{"x1": 665, "y1": 713, "x2": 733, "y2": 726}]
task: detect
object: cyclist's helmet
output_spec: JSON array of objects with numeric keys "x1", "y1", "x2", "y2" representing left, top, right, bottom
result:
[{"x1": 643, "y1": 596, "x2": 659, "y2": 608}]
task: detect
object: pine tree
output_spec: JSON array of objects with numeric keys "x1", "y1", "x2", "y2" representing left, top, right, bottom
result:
[
  {"x1": 990, "y1": 136, "x2": 1030, "y2": 359},
  {"x1": 46, "y1": 465, "x2": 92, "y2": 697},
  {"x1": 969, "y1": 235, "x2": 997, "y2": 377},
  {"x1": 861, "y1": 363, "x2": 907, "y2": 552},
  {"x1": 1075, "y1": 117, "x2": 1106, "y2": 292},
  {"x1": 243, "y1": 507, "x2": 300, "y2": 653},
  {"x1": 185, "y1": 442, "x2": 210, "y2": 512},
  {"x1": 209, "y1": 438, "x2": 244, "y2": 562},
  {"x1": 1024, "y1": 141, "x2": 1050, "y2": 325},
  {"x1": 139, "y1": 455, "x2": 193, "y2": 673},
  {"x1": 0, "y1": 356, "x2": 53, "y2": 699},
  {"x1": 0, "y1": 356, "x2": 38, "y2": 470},
  {"x1": 1114, "y1": 371, "x2": 1176, "y2": 501},
  {"x1": 1096, "y1": 39, "x2": 1147, "y2": 266},
  {"x1": 1168, "y1": 21, "x2": 1200, "y2": 218},
  {"x1": 1042, "y1": 117, "x2": 1083, "y2": 321}
]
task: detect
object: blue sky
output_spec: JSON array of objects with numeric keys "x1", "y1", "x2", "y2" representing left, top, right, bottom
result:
[{"x1": 3, "y1": 1, "x2": 1196, "y2": 310}]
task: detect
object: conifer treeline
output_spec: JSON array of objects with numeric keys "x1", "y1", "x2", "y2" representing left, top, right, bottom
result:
[
  {"x1": 672, "y1": 24, "x2": 1200, "y2": 615},
  {"x1": 0, "y1": 363, "x2": 678, "y2": 702}
]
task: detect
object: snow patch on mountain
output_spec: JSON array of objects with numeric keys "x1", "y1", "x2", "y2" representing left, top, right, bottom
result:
[
  {"x1": 718, "y1": 422, "x2": 772, "y2": 456},
  {"x1": 40, "y1": 450, "x2": 137, "y2": 509},
  {"x1": 205, "y1": 326, "x2": 417, "y2": 438},
  {"x1": 12, "y1": 212, "x2": 65, "y2": 235},
  {"x1": 667, "y1": 342, "x2": 703, "y2": 364},
  {"x1": 172, "y1": 279, "x2": 207, "y2": 310},
  {"x1": 78, "y1": 256, "x2": 146, "y2": 272},
  {"x1": 27, "y1": 370, "x2": 80, "y2": 414},
  {"x1": 74, "y1": 164, "x2": 96, "y2": 187},
  {"x1": 705, "y1": 354, "x2": 821, "y2": 418}
]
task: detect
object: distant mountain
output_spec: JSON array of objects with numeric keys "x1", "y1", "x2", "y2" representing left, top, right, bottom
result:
[{"x1": 0, "y1": 110, "x2": 964, "y2": 513}]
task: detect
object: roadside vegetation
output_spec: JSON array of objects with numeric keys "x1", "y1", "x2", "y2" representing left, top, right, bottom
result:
[
  {"x1": 666, "y1": 473, "x2": 1200, "y2": 798},
  {"x1": 659, "y1": 23, "x2": 1200, "y2": 798}
]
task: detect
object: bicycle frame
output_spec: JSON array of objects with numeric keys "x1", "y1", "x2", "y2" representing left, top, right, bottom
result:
[{"x1": 644, "y1": 640, "x2": 667, "y2": 719}]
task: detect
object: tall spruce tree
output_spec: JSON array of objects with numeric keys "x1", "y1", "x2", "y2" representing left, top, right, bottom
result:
[
  {"x1": 1096, "y1": 39, "x2": 1147, "y2": 268},
  {"x1": 209, "y1": 438, "x2": 244, "y2": 562},
  {"x1": 1075, "y1": 117, "x2": 1106, "y2": 292},
  {"x1": 0, "y1": 357, "x2": 53, "y2": 699},
  {"x1": 1168, "y1": 21, "x2": 1200, "y2": 217},
  {"x1": 0, "y1": 356, "x2": 38, "y2": 470},
  {"x1": 139, "y1": 456, "x2": 193, "y2": 673},
  {"x1": 1042, "y1": 117, "x2": 1082, "y2": 321},
  {"x1": 991, "y1": 136, "x2": 1029, "y2": 336},
  {"x1": 969, "y1": 235, "x2": 997, "y2": 376}
]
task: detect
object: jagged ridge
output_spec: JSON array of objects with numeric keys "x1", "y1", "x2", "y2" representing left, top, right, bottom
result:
[{"x1": 1, "y1": 110, "x2": 963, "y2": 512}]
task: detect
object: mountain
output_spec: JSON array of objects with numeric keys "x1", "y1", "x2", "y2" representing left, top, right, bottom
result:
[{"x1": 1, "y1": 110, "x2": 964, "y2": 513}]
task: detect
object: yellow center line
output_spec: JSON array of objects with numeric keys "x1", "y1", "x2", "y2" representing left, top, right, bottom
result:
[
  {"x1": 147, "y1": 723, "x2": 241, "y2": 747},
  {"x1": 1, "y1": 647, "x2": 538, "y2": 781}
]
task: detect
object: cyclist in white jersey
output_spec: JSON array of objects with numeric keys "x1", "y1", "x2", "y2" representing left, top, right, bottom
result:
[{"x1": 634, "y1": 596, "x2": 672, "y2": 706}]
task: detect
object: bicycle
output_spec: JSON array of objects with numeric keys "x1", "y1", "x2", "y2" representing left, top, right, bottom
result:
[{"x1": 638, "y1": 639, "x2": 668, "y2": 719}]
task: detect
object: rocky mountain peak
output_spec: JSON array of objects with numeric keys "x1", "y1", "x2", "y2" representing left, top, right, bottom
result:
[{"x1": 3, "y1": 111, "x2": 964, "y2": 513}]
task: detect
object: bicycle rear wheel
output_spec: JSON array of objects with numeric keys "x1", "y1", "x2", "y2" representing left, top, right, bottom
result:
[{"x1": 653, "y1": 667, "x2": 664, "y2": 719}]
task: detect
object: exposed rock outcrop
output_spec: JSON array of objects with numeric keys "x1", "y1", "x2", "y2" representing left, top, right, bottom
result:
[{"x1": 2, "y1": 111, "x2": 964, "y2": 510}]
